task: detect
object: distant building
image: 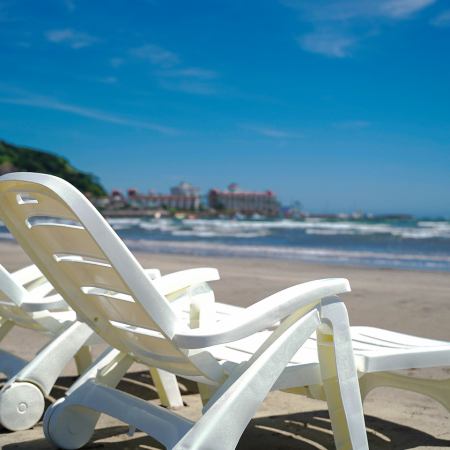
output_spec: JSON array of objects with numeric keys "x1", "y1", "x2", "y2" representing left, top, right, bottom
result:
[
  {"x1": 170, "y1": 181, "x2": 199, "y2": 197},
  {"x1": 112, "y1": 182, "x2": 201, "y2": 211},
  {"x1": 146, "y1": 193, "x2": 200, "y2": 211},
  {"x1": 208, "y1": 183, "x2": 280, "y2": 216},
  {"x1": 108, "y1": 189, "x2": 127, "y2": 209}
]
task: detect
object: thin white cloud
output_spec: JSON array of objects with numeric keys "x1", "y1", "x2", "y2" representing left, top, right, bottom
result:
[
  {"x1": 130, "y1": 44, "x2": 179, "y2": 68},
  {"x1": 380, "y1": 0, "x2": 435, "y2": 18},
  {"x1": 157, "y1": 67, "x2": 219, "y2": 95},
  {"x1": 0, "y1": 89, "x2": 178, "y2": 135},
  {"x1": 283, "y1": 0, "x2": 436, "y2": 58},
  {"x1": 45, "y1": 28, "x2": 98, "y2": 49},
  {"x1": 299, "y1": 31, "x2": 356, "y2": 58},
  {"x1": 431, "y1": 10, "x2": 450, "y2": 27},
  {"x1": 284, "y1": 0, "x2": 435, "y2": 21},
  {"x1": 129, "y1": 44, "x2": 219, "y2": 95},
  {"x1": 243, "y1": 124, "x2": 302, "y2": 139}
]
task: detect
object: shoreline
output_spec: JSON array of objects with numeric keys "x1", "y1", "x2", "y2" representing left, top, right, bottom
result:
[{"x1": 125, "y1": 238, "x2": 450, "y2": 274}]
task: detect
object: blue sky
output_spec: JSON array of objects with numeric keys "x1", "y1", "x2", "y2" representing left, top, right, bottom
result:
[{"x1": 0, "y1": 0, "x2": 449, "y2": 216}]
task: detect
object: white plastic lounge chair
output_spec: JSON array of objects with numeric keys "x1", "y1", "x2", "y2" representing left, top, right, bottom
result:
[
  {"x1": 0, "y1": 173, "x2": 369, "y2": 450},
  {"x1": 0, "y1": 263, "x2": 95, "y2": 431}
]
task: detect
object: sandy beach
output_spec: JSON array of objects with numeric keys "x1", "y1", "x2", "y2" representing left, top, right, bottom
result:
[{"x1": 0, "y1": 239, "x2": 449, "y2": 449}]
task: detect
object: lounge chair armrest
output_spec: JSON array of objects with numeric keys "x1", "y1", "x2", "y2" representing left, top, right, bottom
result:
[
  {"x1": 173, "y1": 278, "x2": 351, "y2": 348},
  {"x1": 10, "y1": 264, "x2": 44, "y2": 286},
  {"x1": 152, "y1": 268, "x2": 220, "y2": 297}
]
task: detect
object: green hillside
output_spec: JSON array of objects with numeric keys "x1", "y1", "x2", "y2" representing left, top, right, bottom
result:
[{"x1": 0, "y1": 140, "x2": 106, "y2": 197}]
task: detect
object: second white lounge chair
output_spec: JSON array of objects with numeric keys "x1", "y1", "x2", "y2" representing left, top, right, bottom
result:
[
  {"x1": 0, "y1": 263, "x2": 95, "y2": 431},
  {"x1": 0, "y1": 262, "x2": 223, "y2": 431},
  {"x1": 0, "y1": 172, "x2": 369, "y2": 449}
]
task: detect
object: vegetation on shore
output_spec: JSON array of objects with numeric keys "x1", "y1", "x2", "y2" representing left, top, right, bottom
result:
[{"x1": 0, "y1": 139, "x2": 106, "y2": 196}]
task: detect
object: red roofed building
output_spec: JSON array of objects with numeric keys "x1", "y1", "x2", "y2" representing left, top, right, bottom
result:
[
  {"x1": 123, "y1": 182, "x2": 200, "y2": 211},
  {"x1": 208, "y1": 183, "x2": 279, "y2": 216}
]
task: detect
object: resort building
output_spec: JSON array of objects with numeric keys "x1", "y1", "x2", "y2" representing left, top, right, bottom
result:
[
  {"x1": 124, "y1": 182, "x2": 201, "y2": 211},
  {"x1": 170, "y1": 181, "x2": 200, "y2": 197},
  {"x1": 208, "y1": 183, "x2": 280, "y2": 216},
  {"x1": 106, "y1": 182, "x2": 279, "y2": 216},
  {"x1": 108, "y1": 189, "x2": 127, "y2": 209}
]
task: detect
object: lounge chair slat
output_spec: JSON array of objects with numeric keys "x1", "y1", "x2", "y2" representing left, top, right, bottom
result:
[
  {"x1": 28, "y1": 227, "x2": 106, "y2": 261},
  {"x1": 6, "y1": 191, "x2": 79, "y2": 221},
  {"x1": 54, "y1": 261, "x2": 131, "y2": 297},
  {"x1": 82, "y1": 292, "x2": 159, "y2": 331}
]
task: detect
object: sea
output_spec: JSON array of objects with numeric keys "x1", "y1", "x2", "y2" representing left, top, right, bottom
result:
[{"x1": 3, "y1": 216, "x2": 448, "y2": 272}]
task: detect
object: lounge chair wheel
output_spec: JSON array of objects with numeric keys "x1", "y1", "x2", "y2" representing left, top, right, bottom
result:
[
  {"x1": 0, "y1": 381, "x2": 45, "y2": 431},
  {"x1": 43, "y1": 398, "x2": 96, "y2": 450}
]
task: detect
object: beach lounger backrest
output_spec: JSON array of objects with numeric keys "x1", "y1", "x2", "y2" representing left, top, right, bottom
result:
[{"x1": 0, "y1": 173, "x2": 211, "y2": 377}]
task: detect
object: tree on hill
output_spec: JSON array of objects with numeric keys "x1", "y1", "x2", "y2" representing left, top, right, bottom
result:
[{"x1": 0, "y1": 140, "x2": 106, "y2": 197}]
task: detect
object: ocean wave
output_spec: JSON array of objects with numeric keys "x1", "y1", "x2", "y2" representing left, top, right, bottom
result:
[
  {"x1": 106, "y1": 217, "x2": 450, "y2": 240},
  {"x1": 171, "y1": 229, "x2": 270, "y2": 238},
  {"x1": 107, "y1": 218, "x2": 142, "y2": 230},
  {"x1": 0, "y1": 219, "x2": 449, "y2": 270}
]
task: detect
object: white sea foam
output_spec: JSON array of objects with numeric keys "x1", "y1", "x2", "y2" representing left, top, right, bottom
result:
[
  {"x1": 171, "y1": 229, "x2": 270, "y2": 238},
  {"x1": 106, "y1": 217, "x2": 450, "y2": 240},
  {"x1": 107, "y1": 218, "x2": 142, "y2": 230}
]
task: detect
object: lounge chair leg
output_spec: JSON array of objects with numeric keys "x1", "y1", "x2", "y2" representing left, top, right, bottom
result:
[
  {"x1": 189, "y1": 282, "x2": 217, "y2": 407},
  {"x1": 197, "y1": 383, "x2": 216, "y2": 406},
  {"x1": 0, "y1": 321, "x2": 93, "y2": 431},
  {"x1": 319, "y1": 296, "x2": 369, "y2": 450},
  {"x1": 0, "y1": 319, "x2": 14, "y2": 342},
  {"x1": 359, "y1": 371, "x2": 450, "y2": 412},
  {"x1": 7, "y1": 321, "x2": 93, "y2": 395},
  {"x1": 45, "y1": 380, "x2": 194, "y2": 450},
  {"x1": 43, "y1": 349, "x2": 136, "y2": 449},
  {"x1": 173, "y1": 309, "x2": 322, "y2": 450},
  {"x1": 74, "y1": 346, "x2": 92, "y2": 375},
  {"x1": 150, "y1": 368, "x2": 184, "y2": 409}
]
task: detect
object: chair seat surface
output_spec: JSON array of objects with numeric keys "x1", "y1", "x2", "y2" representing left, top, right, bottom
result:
[
  {"x1": 207, "y1": 303, "x2": 450, "y2": 375},
  {"x1": 349, "y1": 326, "x2": 450, "y2": 372}
]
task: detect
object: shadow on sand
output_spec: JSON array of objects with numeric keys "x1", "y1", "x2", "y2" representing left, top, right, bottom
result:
[{"x1": 1, "y1": 371, "x2": 449, "y2": 449}]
